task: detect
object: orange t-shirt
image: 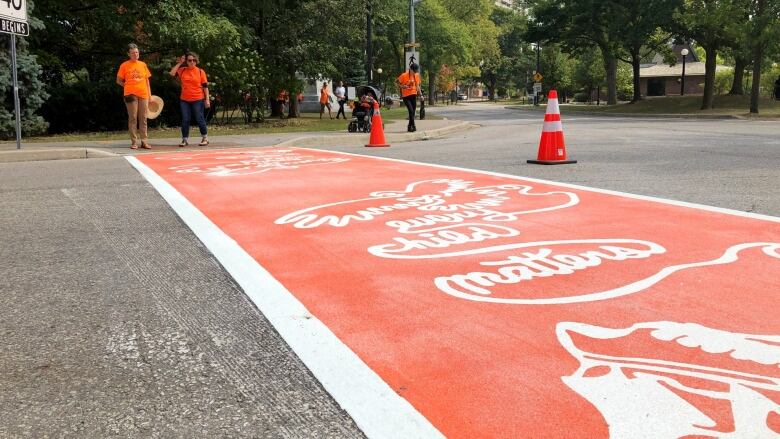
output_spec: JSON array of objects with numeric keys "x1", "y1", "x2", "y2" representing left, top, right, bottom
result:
[
  {"x1": 117, "y1": 60, "x2": 151, "y2": 99},
  {"x1": 176, "y1": 67, "x2": 208, "y2": 102},
  {"x1": 398, "y1": 71, "x2": 420, "y2": 98},
  {"x1": 320, "y1": 86, "x2": 330, "y2": 104}
]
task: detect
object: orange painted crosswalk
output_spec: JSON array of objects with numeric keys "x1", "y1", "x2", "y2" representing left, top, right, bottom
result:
[{"x1": 132, "y1": 147, "x2": 780, "y2": 438}]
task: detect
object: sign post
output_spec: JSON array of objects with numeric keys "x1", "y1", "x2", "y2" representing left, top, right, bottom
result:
[
  {"x1": 533, "y1": 82, "x2": 542, "y2": 106},
  {"x1": 1, "y1": 0, "x2": 28, "y2": 149}
]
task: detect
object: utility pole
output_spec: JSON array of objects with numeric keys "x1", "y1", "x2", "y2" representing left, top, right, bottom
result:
[
  {"x1": 409, "y1": 0, "x2": 416, "y2": 47},
  {"x1": 534, "y1": 42, "x2": 541, "y2": 106},
  {"x1": 366, "y1": 0, "x2": 373, "y2": 83}
]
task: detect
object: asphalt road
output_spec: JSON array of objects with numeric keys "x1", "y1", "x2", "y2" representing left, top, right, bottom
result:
[
  {"x1": 0, "y1": 158, "x2": 364, "y2": 438},
  {"x1": 318, "y1": 102, "x2": 780, "y2": 217},
  {"x1": 1, "y1": 104, "x2": 778, "y2": 437}
]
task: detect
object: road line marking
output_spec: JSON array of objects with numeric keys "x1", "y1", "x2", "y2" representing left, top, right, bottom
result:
[
  {"x1": 125, "y1": 155, "x2": 445, "y2": 439},
  {"x1": 299, "y1": 147, "x2": 779, "y2": 223}
]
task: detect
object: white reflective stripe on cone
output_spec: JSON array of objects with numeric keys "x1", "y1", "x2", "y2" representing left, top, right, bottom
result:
[
  {"x1": 543, "y1": 121, "x2": 563, "y2": 132},
  {"x1": 545, "y1": 98, "x2": 560, "y2": 115}
]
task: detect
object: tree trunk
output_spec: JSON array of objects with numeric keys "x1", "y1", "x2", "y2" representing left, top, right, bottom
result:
[
  {"x1": 288, "y1": 97, "x2": 299, "y2": 118},
  {"x1": 270, "y1": 97, "x2": 283, "y2": 117},
  {"x1": 728, "y1": 56, "x2": 747, "y2": 95},
  {"x1": 601, "y1": 52, "x2": 617, "y2": 105},
  {"x1": 750, "y1": 52, "x2": 762, "y2": 114},
  {"x1": 750, "y1": 0, "x2": 765, "y2": 114},
  {"x1": 701, "y1": 45, "x2": 717, "y2": 110},
  {"x1": 631, "y1": 49, "x2": 642, "y2": 103},
  {"x1": 428, "y1": 69, "x2": 436, "y2": 107}
]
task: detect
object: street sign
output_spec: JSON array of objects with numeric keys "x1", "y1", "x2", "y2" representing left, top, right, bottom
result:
[
  {"x1": 0, "y1": 0, "x2": 26, "y2": 21},
  {"x1": 405, "y1": 50, "x2": 421, "y2": 75},
  {"x1": 533, "y1": 72, "x2": 543, "y2": 82},
  {"x1": 0, "y1": 0, "x2": 28, "y2": 36},
  {"x1": 0, "y1": 18, "x2": 28, "y2": 35},
  {"x1": 1, "y1": 0, "x2": 27, "y2": 149},
  {"x1": 533, "y1": 82, "x2": 542, "y2": 93}
]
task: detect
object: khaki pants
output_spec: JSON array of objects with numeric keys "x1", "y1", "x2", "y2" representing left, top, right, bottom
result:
[{"x1": 124, "y1": 96, "x2": 148, "y2": 146}]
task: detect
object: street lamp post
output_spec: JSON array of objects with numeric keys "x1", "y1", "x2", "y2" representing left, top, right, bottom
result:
[
  {"x1": 479, "y1": 60, "x2": 484, "y2": 101},
  {"x1": 377, "y1": 67, "x2": 383, "y2": 100},
  {"x1": 534, "y1": 42, "x2": 541, "y2": 106},
  {"x1": 680, "y1": 48, "x2": 689, "y2": 96}
]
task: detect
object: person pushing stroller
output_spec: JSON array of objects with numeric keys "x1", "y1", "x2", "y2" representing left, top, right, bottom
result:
[{"x1": 347, "y1": 87, "x2": 377, "y2": 133}]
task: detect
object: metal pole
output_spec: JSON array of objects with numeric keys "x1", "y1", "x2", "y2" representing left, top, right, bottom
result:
[
  {"x1": 409, "y1": 0, "x2": 416, "y2": 46},
  {"x1": 536, "y1": 42, "x2": 540, "y2": 73},
  {"x1": 366, "y1": 0, "x2": 373, "y2": 83},
  {"x1": 534, "y1": 42, "x2": 540, "y2": 106},
  {"x1": 681, "y1": 57, "x2": 686, "y2": 96},
  {"x1": 11, "y1": 34, "x2": 22, "y2": 149}
]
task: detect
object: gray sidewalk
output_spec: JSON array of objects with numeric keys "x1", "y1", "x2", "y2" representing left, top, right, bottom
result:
[{"x1": 0, "y1": 118, "x2": 474, "y2": 163}]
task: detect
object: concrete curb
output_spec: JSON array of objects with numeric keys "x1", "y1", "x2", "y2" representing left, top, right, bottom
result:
[
  {"x1": 274, "y1": 121, "x2": 475, "y2": 147},
  {"x1": 0, "y1": 120, "x2": 475, "y2": 163},
  {"x1": 0, "y1": 147, "x2": 117, "y2": 163},
  {"x1": 504, "y1": 106, "x2": 745, "y2": 120}
]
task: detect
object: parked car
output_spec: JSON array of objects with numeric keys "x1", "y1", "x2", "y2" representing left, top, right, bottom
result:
[{"x1": 457, "y1": 94, "x2": 467, "y2": 101}]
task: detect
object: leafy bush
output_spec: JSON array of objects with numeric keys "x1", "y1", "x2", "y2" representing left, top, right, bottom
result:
[
  {"x1": 42, "y1": 79, "x2": 181, "y2": 134},
  {"x1": 715, "y1": 68, "x2": 733, "y2": 95}
]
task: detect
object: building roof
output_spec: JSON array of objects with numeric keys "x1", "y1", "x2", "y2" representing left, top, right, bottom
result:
[{"x1": 639, "y1": 62, "x2": 731, "y2": 78}]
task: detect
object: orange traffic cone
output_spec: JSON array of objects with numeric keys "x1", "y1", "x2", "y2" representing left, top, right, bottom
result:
[
  {"x1": 365, "y1": 101, "x2": 390, "y2": 148},
  {"x1": 527, "y1": 89, "x2": 576, "y2": 165}
]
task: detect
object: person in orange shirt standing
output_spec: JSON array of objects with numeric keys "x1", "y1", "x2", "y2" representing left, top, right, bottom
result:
[
  {"x1": 319, "y1": 82, "x2": 333, "y2": 119},
  {"x1": 116, "y1": 43, "x2": 152, "y2": 149},
  {"x1": 396, "y1": 63, "x2": 421, "y2": 132},
  {"x1": 169, "y1": 52, "x2": 211, "y2": 147}
]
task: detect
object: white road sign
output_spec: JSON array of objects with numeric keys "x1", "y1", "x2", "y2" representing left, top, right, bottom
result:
[{"x1": 0, "y1": 0, "x2": 26, "y2": 21}]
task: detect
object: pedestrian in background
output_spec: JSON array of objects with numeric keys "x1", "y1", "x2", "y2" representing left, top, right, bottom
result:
[
  {"x1": 397, "y1": 62, "x2": 421, "y2": 132},
  {"x1": 320, "y1": 81, "x2": 333, "y2": 119},
  {"x1": 116, "y1": 43, "x2": 152, "y2": 149},
  {"x1": 335, "y1": 81, "x2": 346, "y2": 119},
  {"x1": 169, "y1": 52, "x2": 210, "y2": 147},
  {"x1": 277, "y1": 89, "x2": 289, "y2": 118}
]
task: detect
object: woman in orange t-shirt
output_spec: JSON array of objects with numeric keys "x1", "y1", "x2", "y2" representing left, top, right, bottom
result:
[
  {"x1": 169, "y1": 52, "x2": 211, "y2": 147},
  {"x1": 116, "y1": 43, "x2": 152, "y2": 149},
  {"x1": 319, "y1": 82, "x2": 333, "y2": 119},
  {"x1": 396, "y1": 63, "x2": 422, "y2": 132}
]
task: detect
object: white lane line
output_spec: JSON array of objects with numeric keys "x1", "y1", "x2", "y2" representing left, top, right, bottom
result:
[
  {"x1": 125, "y1": 156, "x2": 445, "y2": 439},
  {"x1": 298, "y1": 148, "x2": 780, "y2": 224}
]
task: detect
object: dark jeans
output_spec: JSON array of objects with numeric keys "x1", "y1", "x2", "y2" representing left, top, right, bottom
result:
[
  {"x1": 337, "y1": 100, "x2": 346, "y2": 119},
  {"x1": 180, "y1": 99, "x2": 208, "y2": 139},
  {"x1": 403, "y1": 95, "x2": 417, "y2": 126}
]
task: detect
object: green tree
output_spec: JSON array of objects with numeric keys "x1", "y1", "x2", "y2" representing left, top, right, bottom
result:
[
  {"x1": 746, "y1": 0, "x2": 780, "y2": 113},
  {"x1": 416, "y1": 0, "x2": 472, "y2": 103},
  {"x1": 674, "y1": 0, "x2": 744, "y2": 109},
  {"x1": 607, "y1": 0, "x2": 681, "y2": 102},
  {"x1": 483, "y1": 5, "x2": 528, "y2": 101},
  {"x1": 572, "y1": 47, "x2": 605, "y2": 102},
  {"x1": 0, "y1": 1, "x2": 48, "y2": 138},
  {"x1": 528, "y1": 0, "x2": 622, "y2": 104}
]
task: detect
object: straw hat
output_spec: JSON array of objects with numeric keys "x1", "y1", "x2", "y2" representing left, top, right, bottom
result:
[{"x1": 147, "y1": 95, "x2": 164, "y2": 119}]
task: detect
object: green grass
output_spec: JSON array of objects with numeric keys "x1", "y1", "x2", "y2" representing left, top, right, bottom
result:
[
  {"x1": 551, "y1": 95, "x2": 780, "y2": 116},
  {"x1": 15, "y1": 106, "x2": 424, "y2": 143}
]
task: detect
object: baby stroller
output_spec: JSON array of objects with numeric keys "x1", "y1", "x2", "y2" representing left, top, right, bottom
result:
[{"x1": 348, "y1": 85, "x2": 381, "y2": 133}]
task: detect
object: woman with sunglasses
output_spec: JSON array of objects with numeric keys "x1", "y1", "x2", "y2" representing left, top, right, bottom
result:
[{"x1": 169, "y1": 52, "x2": 211, "y2": 147}]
